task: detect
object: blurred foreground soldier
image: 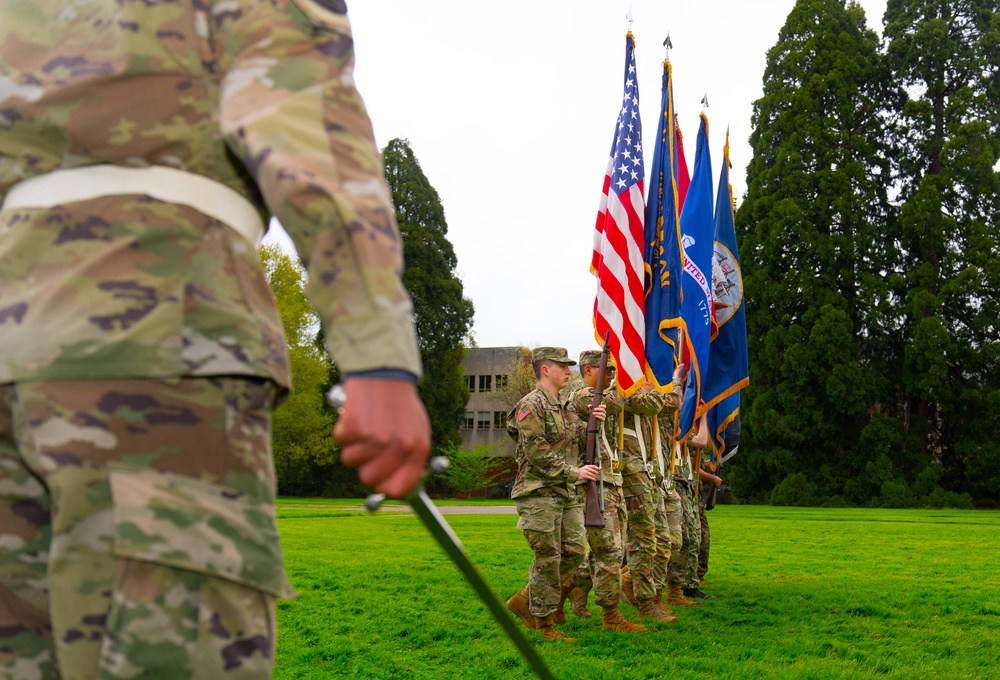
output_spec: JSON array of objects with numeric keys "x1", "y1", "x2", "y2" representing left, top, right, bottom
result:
[
  {"x1": 506, "y1": 347, "x2": 600, "y2": 643},
  {"x1": 0, "y1": 1, "x2": 429, "y2": 678},
  {"x1": 564, "y1": 350, "x2": 645, "y2": 633}
]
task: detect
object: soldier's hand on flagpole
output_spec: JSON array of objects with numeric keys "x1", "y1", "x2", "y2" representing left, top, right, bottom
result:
[
  {"x1": 333, "y1": 378, "x2": 431, "y2": 498},
  {"x1": 673, "y1": 362, "x2": 688, "y2": 384}
]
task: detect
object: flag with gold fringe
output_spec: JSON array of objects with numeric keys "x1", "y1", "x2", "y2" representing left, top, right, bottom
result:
[
  {"x1": 677, "y1": 113, "x2": 715, "y2": 441},
  {"x1": 704, "y1": 131, "x2": 749, "y2": 461},
  {"x1": 592, "y1": 32, "x2": 647, "y2": 396},
  {"x1": 642, "y1": 51, "x2": 684, "y2": 390}
]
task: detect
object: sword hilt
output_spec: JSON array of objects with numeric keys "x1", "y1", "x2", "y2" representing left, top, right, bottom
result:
[{"x1": 365, "y1": 455, "x2": 450, "y2": 511}]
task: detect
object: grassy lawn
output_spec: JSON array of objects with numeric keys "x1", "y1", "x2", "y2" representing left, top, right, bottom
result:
[{"x1": 273, "y1": 501, "x2": 1000, "y2": 680}]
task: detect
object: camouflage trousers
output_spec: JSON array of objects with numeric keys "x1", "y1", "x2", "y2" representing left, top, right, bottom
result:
[
  {"x1": 571, "y1": 484, "x2": 625, "y2": 607},
  {"x1": 0, "y1": 378, "x2": 295, "y2": 680},
  {"x1": 515, "y1": 491, "x2": 587, "y2": 618},
  {"x1": 622, "y1": 469, "x2": 658, "y2": 602},
  {"x1": 655, "y1": 482, "x2": 684, "y2": 591},
  {"x1": 666, "y1": 479, "x2": 702, "y2": 589},
  {"x1": 698, "y1": 485, "x2": 711, "y2": 581},
  {"x1": 649, "y1": 481, "x2": 672, "y2": 595}
]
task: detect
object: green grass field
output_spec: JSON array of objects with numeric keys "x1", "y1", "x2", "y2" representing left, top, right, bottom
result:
[{"x1": 273, "y1": 501, "x2": 1000, "y2": 680}]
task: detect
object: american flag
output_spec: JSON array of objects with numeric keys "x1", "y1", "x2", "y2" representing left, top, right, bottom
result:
[{"x1": 591, "y1": 32, "x2": 646, "y2": 395}]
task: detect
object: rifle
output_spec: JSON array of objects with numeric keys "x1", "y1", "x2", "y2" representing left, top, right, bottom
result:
[
  {"x1": 705, "y1": 463, "x2": 720, "y2": 510},
  {"x1": 582, "y1": 333, "x2": 611, "y2": 529}
]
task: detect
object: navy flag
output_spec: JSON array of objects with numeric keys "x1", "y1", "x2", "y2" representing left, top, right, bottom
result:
[{"x1": 704, "y1": 131, "x2": 749, "y2": 460}]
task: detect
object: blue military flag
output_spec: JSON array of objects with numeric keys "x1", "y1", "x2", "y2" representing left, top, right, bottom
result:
[
  {"x1": 707, "y1": 391, "x2": 740, "y2": 468},
  {"x1": 642, "y1": 54, "x2": 684, "y2": 390},
  {"x1": 703, "y1": 131, "x2": 749, "y2": 460},
  {"x1": 676, "y1": 113, "x2": 715, "y2": 441}
]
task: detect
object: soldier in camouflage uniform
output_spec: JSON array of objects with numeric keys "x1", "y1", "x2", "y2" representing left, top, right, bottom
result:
[
  {"x1": 648, "y1": 366, "x2": 687, "y2": 615},
  {"x1": 564, "y1": 350, "x2": 645, "y2": 634},
  {"x1": 0, "y1": 1, "x2": 429, "y2": 678},
  {"x1": 696, "y1": 458, "x2": 722, "y2": 591},
  {"x1": 505, "y1": 347, "x2": 600, "y2": 644},
  {"x1": 665, "y1": 416, "x2": 710, "y2": 608},
  {"x1": 619, "y1": 383, "x2": 677, "y2": 623}
]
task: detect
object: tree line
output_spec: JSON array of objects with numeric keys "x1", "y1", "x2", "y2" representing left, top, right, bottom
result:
[
  {"x1": 264, "y1": 138, "x2": 474, "y2": 497},
  {"x1": 730, "y1": 0, "x2": 999, "y2": 508}
]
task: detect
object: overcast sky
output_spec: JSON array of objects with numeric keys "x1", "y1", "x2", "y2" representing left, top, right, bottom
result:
[{"x1": 265, "y1": 0, "x2": 889, "y2": 361}]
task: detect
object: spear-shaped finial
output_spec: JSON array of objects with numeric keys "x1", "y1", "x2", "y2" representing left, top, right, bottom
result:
[
  {"x1": 627, "y1": 6, "x2": 633, "y2": 32},
  {"x1": 664, "y1": 33, "x2": 672, "y2": 59},
  {"x1": 701, "y1": 93, "x2": 710, "y2": 109}
]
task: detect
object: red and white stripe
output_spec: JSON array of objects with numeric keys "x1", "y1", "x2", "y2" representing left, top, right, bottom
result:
[{"x1": 592, "y1": 156, "x2": 647, "y2": 394}]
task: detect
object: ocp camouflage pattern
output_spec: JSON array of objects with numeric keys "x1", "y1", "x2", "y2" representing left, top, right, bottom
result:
[
  {"x1": 508, "y1": 387, "x2": 584, "y2": 499},
  {"x1": 0, "y1": 377, "x2": 294, "y2": 679},
  {"x1": 568, "y1": 384, "x2": 624, "y2": 486},
  {"x1": 0, "y1": 0, "x2": 421, "y2": 386}
]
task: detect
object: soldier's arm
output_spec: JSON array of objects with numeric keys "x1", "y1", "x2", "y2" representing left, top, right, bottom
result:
[
  {"x1": 624, "y1": 391, "x2": 664, "y2": 416},
  {"x1": 517, "y1": 401, "x2": 583, "y2": 483},
  {"x1": 569, "y1": 386, "x2": 595, "y2": 420},
  {"x1": 216, "y1": 2, "x2": 428, "y2": 497},
  {"x1": 216, "y1": 0, "x2": 420, "y2": 378}
]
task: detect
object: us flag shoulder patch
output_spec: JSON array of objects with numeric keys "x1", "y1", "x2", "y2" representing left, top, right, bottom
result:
[{"x1": 517, "y1": 407, "x2": 530, "y2": 422}]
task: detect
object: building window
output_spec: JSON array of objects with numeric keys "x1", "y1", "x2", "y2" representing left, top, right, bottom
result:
[
  {"x1": 477, "y1": 411, "x2": 491, "y2": 430},
  {"x1": 478, "y1": 375, "x2": 492, "y2": 393},
  {"x1": 495, "y1": 374, "x2": 509, "y2": 390},
  {"x1": 493, "y1": 411, "x2": 507, "y2": 430},
  {"x1": 461, "y1": 412, "x2": 474, "y2": 430},
  {"x1": 466, "y1": 375, "x2": 475, "y2": 392}
]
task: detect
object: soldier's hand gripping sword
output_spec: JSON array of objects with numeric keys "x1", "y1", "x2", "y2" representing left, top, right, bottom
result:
[{"x1": 328, "y1": 386, "x2": 556, "y2": 680}]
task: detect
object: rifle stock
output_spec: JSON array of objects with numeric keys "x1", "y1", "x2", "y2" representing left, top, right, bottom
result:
[{"x1": 583, "y1": 333, "x2": 612, "y2": 529}]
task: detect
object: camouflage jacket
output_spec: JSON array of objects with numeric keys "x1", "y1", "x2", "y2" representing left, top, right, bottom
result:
[
  {"x1": 568, "y1": 384, "x2": 623, "y2": 487},
  {"x1": 508, "y1": 386, "x2": 584, "y2": 499},
  {"x1": 656, "y1": 384, "x2": 683, "y2": 488},
  {"x1": 620, "y1": 390, "x2": 669, "y2": 477},
  {"x1": 0, "y1": 0, "x2": 420, "y2": 386}
]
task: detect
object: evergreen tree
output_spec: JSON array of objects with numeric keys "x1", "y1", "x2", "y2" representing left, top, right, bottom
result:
[
  {"x1": 883, "y1": 0, "x2": 1000, "y2": 504},
  {"x1": 733, "y1": 0, "x2": 891, "y2": 503},
  {"x1": 382, "y1": 139, "x2": 475, "y2": 451}
]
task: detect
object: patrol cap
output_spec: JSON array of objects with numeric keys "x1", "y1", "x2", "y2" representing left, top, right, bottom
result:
[
  {"x1": 578, "y1": 350, "x2": 602, "y2": 367},
  {"x1": 532, "y1": 346, "x2": 576, "y2": 365}
]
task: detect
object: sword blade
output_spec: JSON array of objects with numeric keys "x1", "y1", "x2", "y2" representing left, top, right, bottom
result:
[{"x1": 408, "y1": 490, "x2": 556, "y2": 680}]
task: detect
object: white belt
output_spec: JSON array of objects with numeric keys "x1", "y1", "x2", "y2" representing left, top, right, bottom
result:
[{"x1": 1, "y1": 166, "x2": 265, "y2": 245}]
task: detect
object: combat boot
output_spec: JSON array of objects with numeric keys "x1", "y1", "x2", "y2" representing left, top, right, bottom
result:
[
  {"x1": 569, "y1": 586, "x2": 592, "y2": 618},
  {"x1": 601, "y1": 605, "x2": 647, "y2": 633},
  {"x1": 653, "y1": 588, "x2": 678, "y2": 621},
  {"x1": 621, "y1": 567, "x2": 639, "y2": 607},
  {"x1": 637, "y1": 599, "x2": 677, "y2": 623},
  {"x1": 665, "y1": 582, "x2": 701, "y2": 607},
  {"x1": 506, "y1": 586, "x2": 540, "y2": 629},
  {"x1": 684, "y1": 587, "x2": 715, "y2": 600},
  {"x1": 536, "y1": 614, "x2": 576, "y2": 643},
  {"x1": 554, "y1": 579, "x2": 574, "y2": 624}
]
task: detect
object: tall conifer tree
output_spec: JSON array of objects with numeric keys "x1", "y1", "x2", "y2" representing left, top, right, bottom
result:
[
  {"x1": 382, "y1": 139, "x2": 475, "y2": 451},
  {"x1": 884, "y1": 0, "x2": 1000, "y2": 502},
  {"x1": 734, "y1": 0, "x2": 891, "y2": 503}
]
